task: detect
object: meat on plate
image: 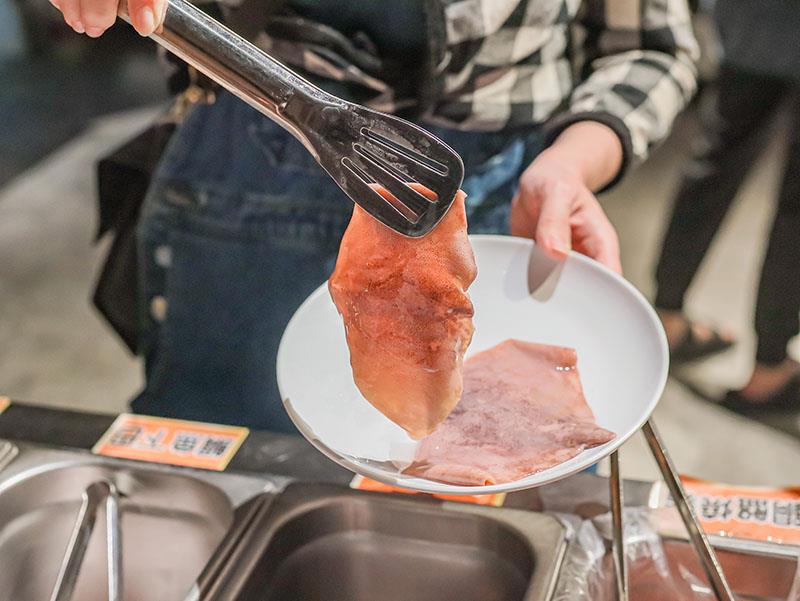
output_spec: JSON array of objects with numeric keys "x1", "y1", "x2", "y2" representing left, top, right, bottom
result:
[{"x1": 406, "y1": 340, "x2": 615, "y2": 486}]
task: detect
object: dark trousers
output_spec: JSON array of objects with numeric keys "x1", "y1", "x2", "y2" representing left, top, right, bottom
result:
[{"x1": 654, "y1": 65, "x2": 800, "y2": 365}]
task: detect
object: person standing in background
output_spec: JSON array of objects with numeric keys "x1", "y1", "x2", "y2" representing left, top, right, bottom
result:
[
  {"x1": 50, "y1": 0, "x2": 698, "y2": 430},
  {"x1": 654, "y1": 0, "x2": 800, "y2": 414}
]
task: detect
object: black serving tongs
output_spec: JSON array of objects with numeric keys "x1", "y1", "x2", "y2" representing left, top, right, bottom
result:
[{"x1": 119, "y1": 0, "x2": 464, "y2": 237}]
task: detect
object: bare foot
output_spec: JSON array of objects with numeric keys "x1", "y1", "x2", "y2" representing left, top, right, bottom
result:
[
  {"x1": 739, "y1": 358, "x2": 800, "y2": 402},
  {"x1": 657, "y1": 310, "x2": 736, "y2": 351}
]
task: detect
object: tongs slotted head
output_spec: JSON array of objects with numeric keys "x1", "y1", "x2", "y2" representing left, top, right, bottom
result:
[{"x1": 120, "y1": 0, "x2": 464, "y2": 237}]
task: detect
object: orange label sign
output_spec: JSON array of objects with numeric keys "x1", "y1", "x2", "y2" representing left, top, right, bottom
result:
[
  {"x1": 0, "y1": 397, "x2": 9, "y2": 414},
  {"x1": 93, "y1": 413, "x2": 248, "y2": 471},
  {"x1": 351, "y1": 475, "x2": 506, "y2": 506},
  {"x1": 657, "y1": 476, "x2": 800, "y2": 545}
]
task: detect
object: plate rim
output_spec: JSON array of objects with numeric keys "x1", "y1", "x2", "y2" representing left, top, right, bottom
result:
[{"x1": 277, "y1": 234, "x2": 669, "y2": 494}]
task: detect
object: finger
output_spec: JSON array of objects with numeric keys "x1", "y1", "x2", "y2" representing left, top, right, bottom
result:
[
  {"x1": 127, "y1": 0, "x2": 163, "y2": 35},
  {"x1": 60, "y1": 0, "x2": 86, "y2": 33},
  {"x1": 80, "y1": 0, "x2": 118, "y2": 37},
  {"x1": 534, "y1": 182, "x2": 574, "y2": 260},
  {"x1": 574, "y1": 196, "x2": 622, "y2": 274},
  {"x1": 587, "y1": 200, "x2": 622, "y2": 274},
  {"x1": 587, "y1": 230, "x2": 622, "y2": 274},
  {"x1": 596, "y1": 233, "x2": 622, "y2": 274},
  {"x1": 154, "y1": 0, "x2": 168, "y2": 33}
]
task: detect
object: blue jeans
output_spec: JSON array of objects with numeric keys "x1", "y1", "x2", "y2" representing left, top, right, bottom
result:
[{"x1": 133, "y1": 91, "x2": 542, "y2": 431}]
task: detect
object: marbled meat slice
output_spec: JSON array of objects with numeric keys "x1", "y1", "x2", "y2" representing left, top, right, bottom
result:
[
  {"x1": 329, "y1": 186, "x2": 477, "y2": 439},
  {"x1": 406, "y1": 339, "x2": 615, "y2": 485}
]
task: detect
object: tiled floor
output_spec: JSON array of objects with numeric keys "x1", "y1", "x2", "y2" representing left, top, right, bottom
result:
[
  {"x1": 0, "y1": 108, "x2": 155, "y2": 415},
  {"x1": 2, "y1": 32, "x2": 799, "y2": 487}
]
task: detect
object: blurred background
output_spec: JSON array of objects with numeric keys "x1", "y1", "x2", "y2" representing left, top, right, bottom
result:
[{"x1": 2, "y1": 0, "x2": 799, "y2": 484}]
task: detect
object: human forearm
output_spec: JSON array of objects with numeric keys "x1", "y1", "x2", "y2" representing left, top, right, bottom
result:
[
  {"x1": 545, "y1": 121, "x2": 623, "y2": 192},
  {"x1": 565, "y1": 0, "x2": 698, "y2": 168}
]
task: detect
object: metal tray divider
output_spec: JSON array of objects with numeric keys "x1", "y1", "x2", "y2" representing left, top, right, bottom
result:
[{"x1": 189, "y1": 492, "x2": 273, "y2": 601}]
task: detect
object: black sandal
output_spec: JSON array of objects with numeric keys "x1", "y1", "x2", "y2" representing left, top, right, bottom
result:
[
  {"x1": 720, "y1": 373, "x2": 800, "y2": 417},
  {"x1": 670, "y1": 318, "x2": 735, "y2": 364}
]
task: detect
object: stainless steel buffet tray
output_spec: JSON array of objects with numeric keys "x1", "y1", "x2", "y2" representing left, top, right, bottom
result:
[
  {"x1": 200, "y1": 482, "x2": 569, "y2": 601},
  {"x1": 15, "y1": 436, "x2": 793, "y2": 601},
  {"x1": 0, "y1": 441, "x2": 276, "y2": 601},
  {"x1": 0, "y1": 443, "x2": 571, "y2": 601}
]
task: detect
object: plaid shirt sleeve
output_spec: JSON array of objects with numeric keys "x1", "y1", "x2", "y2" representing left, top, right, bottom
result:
[{"x1": 545, "y1": 0, "x2": 700, "y2": 183}]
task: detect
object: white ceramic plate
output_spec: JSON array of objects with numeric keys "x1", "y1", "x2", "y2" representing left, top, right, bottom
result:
[{"x1": 277, "y1": 235, "x2": 668, "y2": 495}]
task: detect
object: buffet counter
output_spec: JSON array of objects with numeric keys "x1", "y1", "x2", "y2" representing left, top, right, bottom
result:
[{"x1": 0, "y1": 402, "x2": 796, "y2": 601}]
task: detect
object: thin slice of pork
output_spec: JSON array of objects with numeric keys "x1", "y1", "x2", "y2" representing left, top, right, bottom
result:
[{"x1": 406, "y1": 339, "x2": 615, "y2": 485}]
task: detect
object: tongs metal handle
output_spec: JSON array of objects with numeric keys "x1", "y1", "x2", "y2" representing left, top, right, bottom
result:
[
  {"x1": 119, "y1": 0, "x2": 464, "y2": 238},
  {"x1": 120, "y1": 0, "x2": 325, "y2": 155}
]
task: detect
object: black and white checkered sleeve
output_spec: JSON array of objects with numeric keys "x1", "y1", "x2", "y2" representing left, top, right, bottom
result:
[{"x1": 545, "y1": 0, "x2": 699, "y2": 184}]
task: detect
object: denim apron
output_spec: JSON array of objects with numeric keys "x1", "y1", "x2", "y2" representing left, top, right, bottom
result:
[{"x1": 133, "y1": 91, "x2": 542, "y2": 431}]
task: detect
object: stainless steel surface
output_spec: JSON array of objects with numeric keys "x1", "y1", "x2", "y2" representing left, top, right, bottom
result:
[
  {"x1": 642, "y1": 420, "x2": 736, "y2": 601},
  {"x1": 120, "y1": 0, "x2": 464, "y2": 237},
  {"x1": 0, "y1": 443, "x2": 273, "y2": 601},
  {"x1": 192, "y1": 493, "x2": 272, "y2": 601},
  {"x1": 49, "y1": 481, "x2": 122, "y2": 601},
  {"x1": 609, "y1": 451, "x2": 627, "y2": 601},
  {"x1": 207, "y1": 483, "x2": 567, "y2": 601}
]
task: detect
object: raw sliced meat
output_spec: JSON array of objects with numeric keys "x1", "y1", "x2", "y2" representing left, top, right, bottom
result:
[
  {"x1": 329, "y1": 186, "x2": 477, "y2": 439},
  {"x1": 406, "y1": 339, "x2": 615, "y2": 485}
]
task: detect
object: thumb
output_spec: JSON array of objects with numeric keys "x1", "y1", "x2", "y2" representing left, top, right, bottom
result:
[
  {"x1": 534, "y1": 183, "x2": 574, "y2": 260},
  {"x1": 126, "y1": 0, "x2": 166, "y2": 35}
]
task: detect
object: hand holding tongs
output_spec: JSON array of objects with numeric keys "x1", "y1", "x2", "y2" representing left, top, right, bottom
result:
[{"x1": 119, "y1": 0, "x2": 464, "y2": 237}]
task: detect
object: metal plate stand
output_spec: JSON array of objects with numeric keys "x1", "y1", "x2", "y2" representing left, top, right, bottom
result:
[{"x1": 609, "y1": 419, "x2": 736, "y2": 601}]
